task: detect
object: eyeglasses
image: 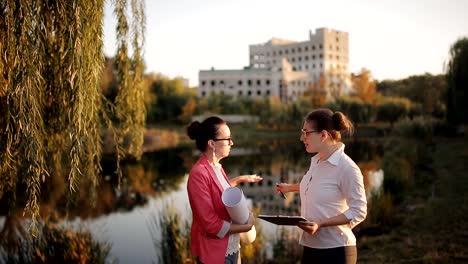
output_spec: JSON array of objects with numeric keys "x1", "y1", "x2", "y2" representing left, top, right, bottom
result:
[
  {"x1": 213, "y1": 137, "x2": 233, "y2": 142},
  {"x1": 301, "y1": 129, "x2": 318, "y2": 137}
]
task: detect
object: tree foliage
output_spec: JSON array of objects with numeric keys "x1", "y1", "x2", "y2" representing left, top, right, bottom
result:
[
  {"x1": 303, "y1": 72, "x2": 329, "y2": 107},
  {"x1": 375, "y1": 97, "x2": 412, "y2": 125},
  {"x1": 352, "y1": 68, "x2": 377, "y2": 104},
  {"x1": 0, "y1": 216, "x2": 111, "y2": 263},
  {"x1": 113, "y1": 0, "x2": 147, "y2": 183},
  {"x1": 377, "y1": 74, "x2": 447, "y2": 117},
  {"x1": 328, "y1": 96, "x2": 372, "y2": 124},
  {"x1": 178, "y1": 97, "x2": 197, "y2": 123},
  {"x1": 146, "y1": 74, "x2": 194, "y2": 123},
  {"x1": 446, "y1": 37, "x2": 468, "y2": 126},
  {"x1": 0, "y1": 0, "x2": 146, "y2": 233}
]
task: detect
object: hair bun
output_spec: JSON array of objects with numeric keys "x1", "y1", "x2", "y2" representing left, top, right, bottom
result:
[
  {"x1": 332, "y1": 112, "x2": 346, "y2": 131},
  {"x1": 186, "y1": 121, "x2": 201, "y2": 140},
  {"x1": 332, "y1": 111, "x2": 354, "y2": 134}
]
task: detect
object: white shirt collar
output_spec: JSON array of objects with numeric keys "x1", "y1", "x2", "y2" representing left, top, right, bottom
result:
[
  {"x1": 311, "y1": 143, "x2": 345, "y2": 166},
  {"x1": 328, "y1": 143, "x2": 345, "y2": 165}
]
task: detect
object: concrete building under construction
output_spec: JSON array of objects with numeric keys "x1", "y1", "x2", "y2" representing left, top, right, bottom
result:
[{"x1": 198, "y1": 28, "x2": 352, "y2": 102}]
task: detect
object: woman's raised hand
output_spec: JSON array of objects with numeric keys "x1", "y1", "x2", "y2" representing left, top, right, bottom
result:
[{"x1": 239, "y1": 175, "x2": 263, "y2": 183}]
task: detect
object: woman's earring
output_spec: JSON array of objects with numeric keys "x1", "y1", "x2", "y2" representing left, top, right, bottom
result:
[{"x1": 212, "y1": 147, "x2": 216, "y2": 160}]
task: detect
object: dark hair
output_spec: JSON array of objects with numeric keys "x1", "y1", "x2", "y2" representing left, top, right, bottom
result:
[
  {"x1": 186, "y1": 116, "x2": 227, "y2": 151},
  {"x1": 304, "y1": 108, "x2": 354, "y2": 141}
]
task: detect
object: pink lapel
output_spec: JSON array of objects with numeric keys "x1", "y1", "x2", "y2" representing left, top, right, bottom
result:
[{"x1": 198, "y1": 155, "x2": 230, "y2": 193}]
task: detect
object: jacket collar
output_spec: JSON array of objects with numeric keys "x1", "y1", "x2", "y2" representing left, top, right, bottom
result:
[{"x1": 198, "y1": 154, "x2": 230, "y2": 193}]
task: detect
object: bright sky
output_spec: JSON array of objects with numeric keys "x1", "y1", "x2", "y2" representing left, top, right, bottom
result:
[{"x1": 103, "y1": 0, "x2": 468, "y2": 86}]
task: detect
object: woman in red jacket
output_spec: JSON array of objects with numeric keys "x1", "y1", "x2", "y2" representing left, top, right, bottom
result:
[{"x1": 186, "y1": 116, "x2": 262, "y2": 264}]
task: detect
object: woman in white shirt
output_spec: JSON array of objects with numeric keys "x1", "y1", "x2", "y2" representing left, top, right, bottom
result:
[{"x1": 276, "y1": 109, "x2": 367, "y2": 264}]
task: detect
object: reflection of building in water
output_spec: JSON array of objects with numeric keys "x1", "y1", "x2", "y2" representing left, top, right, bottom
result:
[
  {"x1": 239, "y1": 170, "x2": 304, "y2": 216},
  {"x1": 366, "y1": 169, "x2": 384, "y2": 200}
]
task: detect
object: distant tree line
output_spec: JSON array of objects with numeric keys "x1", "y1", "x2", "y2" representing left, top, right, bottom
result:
[{"x1": 101, "y1": 62, "x2": 455, "y2": 128}]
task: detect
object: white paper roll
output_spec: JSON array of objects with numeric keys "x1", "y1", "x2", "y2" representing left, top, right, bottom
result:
[
  {"x1": 222, "y1": 187, "x2": 256, "y2": 244},
  {"x1": 221, "y1": 187, "x2": 249, "y2": 224}
]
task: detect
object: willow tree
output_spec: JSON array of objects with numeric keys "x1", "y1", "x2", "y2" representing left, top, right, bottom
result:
[
  {"x1": 446, "y1": 37, "x2": 468, "y2": 127},
  {"x1": 0, "y1": 0, "x2": 146, "y2": 233}
]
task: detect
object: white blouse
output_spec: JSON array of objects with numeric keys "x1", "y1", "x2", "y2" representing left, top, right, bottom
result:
[
  {"x1": 211, "y1": 163, "x2": 241, "y2": 256},
  {"x1": 299, "y1": 144, "x2": 367, "y2": 248}
]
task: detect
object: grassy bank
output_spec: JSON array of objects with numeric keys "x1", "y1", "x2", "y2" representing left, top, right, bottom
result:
[
  {"x1": 147, "y1": 122, "x2": 391, "y2": 147},
  {"x1": 359, "y1": 135, "x2": 468, "y2": 263}
]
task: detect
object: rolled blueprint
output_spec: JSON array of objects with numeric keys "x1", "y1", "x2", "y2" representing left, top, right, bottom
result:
[
  {"x1": 221, "y1": 187, "x2": 256, "y2": 244},
  {"x1": 222, "y1": 187, "x2": 249, "y2": 224}
]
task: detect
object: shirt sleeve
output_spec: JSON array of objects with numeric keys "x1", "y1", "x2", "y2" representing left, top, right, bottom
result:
[
  {"x1": 341, "y1": 162, "x2": 367, "y2": 229},
  {"x1": 217, "y1": 221, "x2": 231, "y2": 238}
]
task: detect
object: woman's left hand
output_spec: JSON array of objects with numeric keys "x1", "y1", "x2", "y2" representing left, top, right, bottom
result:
[{"x1": 297, "y1": 221, "x2": 320, "y2": 235}]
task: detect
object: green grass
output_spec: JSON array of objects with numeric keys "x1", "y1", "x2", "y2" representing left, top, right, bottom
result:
[{"x1": 359, "y1": 135, "x2": 468, "y2": 263}]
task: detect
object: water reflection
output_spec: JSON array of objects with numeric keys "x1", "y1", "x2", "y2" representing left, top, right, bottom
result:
[
  {"x1": 367, "y1": 169, "x2": 384, "y2": 198},
  {"x1": 0, "y1": 138, "x2": 384, "y2": 263}
]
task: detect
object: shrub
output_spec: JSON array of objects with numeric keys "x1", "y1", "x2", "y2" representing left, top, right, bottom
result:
[
  {"x1": 150, "y1": 206, "x2": 194, "y2": 264},
  {"x1": 376, "y1": 97, "x2": 412, "y2": 125},
  {"x1": 392, "y1": 116, "x2": 442, "y2": 143},
  {"x1": 0, "y1": 219, "x2": 111, "y2": 264}
]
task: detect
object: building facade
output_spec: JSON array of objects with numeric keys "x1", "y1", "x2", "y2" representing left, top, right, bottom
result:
[{"x1": 198, "y1": 28, "x2": 351, "y2": 102}]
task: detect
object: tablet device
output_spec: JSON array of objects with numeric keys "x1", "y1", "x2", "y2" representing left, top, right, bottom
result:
[{"x1": 258, "y1": 215, "x2": 308, "y2": 225}]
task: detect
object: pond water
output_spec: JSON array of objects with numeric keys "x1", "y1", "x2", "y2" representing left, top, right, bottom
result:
[{"x1": 0, "y1": 137, "x2": 385, "y2": 263}]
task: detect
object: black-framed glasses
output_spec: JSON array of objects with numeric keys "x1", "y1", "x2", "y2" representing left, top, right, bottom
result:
[
  {"x1": 213, "y1": 137, "x2": 233, "y2": 142},
  {"x1": 301, "y1": 129, "x2": 318, "y2": 137}
]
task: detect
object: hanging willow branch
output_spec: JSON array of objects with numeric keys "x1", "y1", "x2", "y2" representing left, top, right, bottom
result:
[
  {"x1": 129, "y1": 0, "x2": 147, "y2": 159},
  {"x1": 113, "y1": 0, "x2": 130, "y2": 188},
  {"x1": 0, "y1": 1, "x2": 49, "y2": 234},
  {"x1": 0, "y1": 0, "x2": 146, "y2": 234},
  {"x1": 69, "y1": 0, "x2": 105, "y2": 205},
  {"x1": 113, "y1": 0, "x2": 147, "y2": 187}
]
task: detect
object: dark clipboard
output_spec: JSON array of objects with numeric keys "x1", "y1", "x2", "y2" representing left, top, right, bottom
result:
[{"x1": 258, "y1": 215, "x2": 307, "y2": 225}]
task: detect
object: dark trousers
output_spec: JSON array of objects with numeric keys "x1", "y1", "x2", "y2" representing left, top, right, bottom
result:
[
  {"x1": 196, "y1": 251, "x2": 239, "y2": 264},
  {"x1": 301, "y1": 246, "x2": 357, "y2": 264}
]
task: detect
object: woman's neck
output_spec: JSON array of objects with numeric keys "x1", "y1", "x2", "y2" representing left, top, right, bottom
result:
[
  {"x1": 204, "y1": 151, "x2": 219, "y2": 165},
  {"x1": 318, "y1": 143, "x2": 341, "y2": 162}
]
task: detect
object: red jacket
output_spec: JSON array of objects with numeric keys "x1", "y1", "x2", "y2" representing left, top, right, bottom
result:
[{"x1": 187, "y1": 155, "x2": 232, "y2": 264}]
